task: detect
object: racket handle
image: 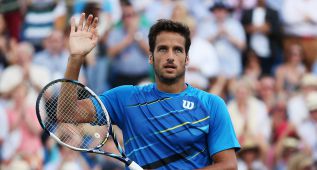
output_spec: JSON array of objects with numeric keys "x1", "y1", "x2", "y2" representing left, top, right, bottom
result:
[{"x1": 128, "y1": 161, "x2": 143, "y2": 170}]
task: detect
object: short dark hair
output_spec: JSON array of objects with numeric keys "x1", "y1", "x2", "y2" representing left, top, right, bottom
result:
[{"x1": 148, "y1": 19, "x2": 191, "y2": 54}]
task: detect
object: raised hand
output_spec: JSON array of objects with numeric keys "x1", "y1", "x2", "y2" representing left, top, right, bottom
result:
[{"x1": 69, "y1": 13, "x2": 98, "y2": 57}]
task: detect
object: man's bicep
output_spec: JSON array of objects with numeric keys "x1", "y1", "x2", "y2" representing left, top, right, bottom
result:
[
  {"x1": 212, "y1": 149, "x2": 238, "y2": 169},
  {"x1": 212, "y1": 149, "x2": 237, "y2": 162},
  {"x1": 77, "y1": 98, "x2": 97, "y2": 123}
]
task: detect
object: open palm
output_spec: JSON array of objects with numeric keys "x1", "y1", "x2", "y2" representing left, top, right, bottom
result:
[{"x1": 69, "y1": 13, "x2": 98, "y2": 57}]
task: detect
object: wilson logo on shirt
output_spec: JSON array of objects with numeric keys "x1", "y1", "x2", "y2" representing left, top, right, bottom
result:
[{"x1": 182, "y1": 100, "x2": 194, "y2": 110}]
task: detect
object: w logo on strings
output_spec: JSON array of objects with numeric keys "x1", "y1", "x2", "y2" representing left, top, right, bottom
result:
[{"x1": 183, "y1": 100, "x2": 194, "y2": 110}]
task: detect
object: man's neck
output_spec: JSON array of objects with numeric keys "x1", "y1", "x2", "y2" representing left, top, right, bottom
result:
[{"x1": 156, "y1": 79, "x2": 187, "y2": 94}]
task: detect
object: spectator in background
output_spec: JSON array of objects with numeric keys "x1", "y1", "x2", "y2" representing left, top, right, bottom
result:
[
  {"x1": 75, "y1": 1, "x2": 112, "y2": 94},
  {"x1": 312, "y1": 58, "x2": 317, "y2": 75},
  {"x1": 287, "y1": 74, "x2": 317, "y2": 129},
  {"x1": 183, "y1": 0, "x2": 212, "y2": 23},
  {"x1": 266, "y1": 0, "x2": 284, "y2": 16},
  {"x1": 287, "y1": 152, "x2": 315, "y2": 170},
  {"x1": 274, "y1": 137, "x2": 301, "y2": 170},
  {"x1": 0, "y1": 98, "x2": 9, "y2": 167},
  {"x1": 297, "y1": 92, "x2": 317, "y2": 164},
  {"x1": 0, "y1": 14, "x2": 10, "y2": 72},
  {"x1": 242, "y1": 49, "x2": 262, "y2": 90},
  {"x1": 170, "y1": 1, "x2": 194, "y2": 27},
  {"x1": 171, "y1": 2, "x2": 220, "y2": 91},
  {"x1": 58, "y1": 142, "x2": 90, "y2": 170},
  {"x1": 33, "y1": 30, "x2": 75, "y2": 81},
  {"x1": 143, "y1": 0, "x2": 174, "y2": 25},
  {"x1": 256, "y1": 75, "x2": 277, "y2": 113},
  {"x1": 41, "y1": 132, "x2": 61, "y2": 170},
  {"x1": 270, "y1": 98, "x2": 295, "y2": 144},
  {"x1": 0, "y1": 0, "x2": 27, "y2": 41},
  {"x1": 14, "y1": 42, "x2": 51, "y2": 104},
  {"x1": 21, "y1": 0, "x2": 66, "y2": 51},
  {"x1": 275, "y1": 43, "x2": 306, "y2": 98},
  {"x1": 241, "y1": 0, "x2": 282, "y2": 75},
  {"x1": 227, "y1": 0, "x2": 258, "y2": 19},
  {"x1": 237, "y1": 136, "x2": 268, "y2": 170},
  {"x1": 0, "y1": 65, "x2": 43, "y2": 170},
  {"x1": 73, "y1": 0, "x2": 121, "y2": 38},
  {"x1": 107, "y1": 0, "x2": 150, "y2": 87},
  {"x1": 199, "y1": 1, "x2": 246, "y2": 99},
  {"x1": 228, "y1": 78, "x2": 271, "y2": 148},
  {"x1": 281, "y1": 0, "x2": 317, "y2": 71}
]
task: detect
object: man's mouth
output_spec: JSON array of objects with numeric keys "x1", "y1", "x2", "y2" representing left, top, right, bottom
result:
[{"x1": 163, "y1": 64, "x2": 176, "y2": 69}]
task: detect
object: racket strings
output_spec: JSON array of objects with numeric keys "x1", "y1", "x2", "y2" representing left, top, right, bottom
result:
[{"x1": 39, "y1": 81, "x2": 109, "y2": 150}]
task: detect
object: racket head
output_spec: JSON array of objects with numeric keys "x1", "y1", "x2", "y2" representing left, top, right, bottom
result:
[{"x1": 36, "y1": 79, "x2": 110, "y2": 151}]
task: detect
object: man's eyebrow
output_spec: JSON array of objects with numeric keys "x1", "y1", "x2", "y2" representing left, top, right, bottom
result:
[{"x1": 156, "y1": 45, "x2": 167, "y2": 49}]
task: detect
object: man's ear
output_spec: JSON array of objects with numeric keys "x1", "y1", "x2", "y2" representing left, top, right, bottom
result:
[
  {"x1": 185, "y1": 55, "x2": 189, "y2": 66},
  {"x1": 149, "y1": 54, "x2": 153, "y2": 64}
]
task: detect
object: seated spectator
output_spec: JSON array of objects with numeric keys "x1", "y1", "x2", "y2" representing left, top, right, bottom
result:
[
  {"x1": 270, "y1": 98, "x2": 296, "y2": 144},
  {"x1": 275, "y1": 43, "x2": 306, "y2": 98},
  {"x1": 41, "y1": 132, "x2": 61, "y2": 170},
  {"x1": 243, "y1": 49, "x2": 262, "y2": 90},
  {"x1": 287, "y1": 73, "x2": 317, "y2": 128},
  {"x1": 274, "y1": 137, "x2": 301, "y2": 170},
  {"x1": 0, "y1": 65, "x2": 43, "y2": 169},
  {"x1": 297, "y1": 92, "x2": 317, "y2": 163},
  {"x1": 0, "y1": 96, "x2": 9, "y2": 166},
  {"x1": 287, "y1": 152, "x2": 315, "y2": 170},
  {"x1": 256, "y1": 75, "x2": 277, "y2": 113},
  {"x1": 268, "y1": 99, "x2": 297, "y2": 169},
  {"x1": 237, "y1": 136, "x2": 268, "y2": 170},
  {"x1": 281, "y1": 0, "x2": 317, "y2": 70},
  {"x1": 228, "y1": 78, "x2": 271, "y2": 144}
]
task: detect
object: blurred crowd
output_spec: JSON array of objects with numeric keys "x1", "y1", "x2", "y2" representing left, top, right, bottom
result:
[{"x1": 0, "y1": 0, "x2": 317, "y2": 169}]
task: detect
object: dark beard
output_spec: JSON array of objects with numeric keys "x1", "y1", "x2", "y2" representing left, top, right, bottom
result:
[
  {"x1": 154, "y1": 68, "x2": 185, "y2": 85},
  {"x1": 153, "y1": 61, "x2": 185, "y2": 85}
]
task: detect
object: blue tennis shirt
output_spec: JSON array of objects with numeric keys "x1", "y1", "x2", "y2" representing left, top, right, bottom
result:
[{"x1": 93, "y1": 83, "x2": 240, "y2": 169}]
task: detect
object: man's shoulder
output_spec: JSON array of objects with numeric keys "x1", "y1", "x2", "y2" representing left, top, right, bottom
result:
[
  {"x1": 188, "y1": 86, "x2": 224, "y2": 104},
  {"x1": 108, "y1": 83, "x2": 154, "y2": 94}
]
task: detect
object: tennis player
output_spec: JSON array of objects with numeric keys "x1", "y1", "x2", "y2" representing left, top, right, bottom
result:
[{"x1": 65, "y1": 13, "x2": 240, "y2": 169}]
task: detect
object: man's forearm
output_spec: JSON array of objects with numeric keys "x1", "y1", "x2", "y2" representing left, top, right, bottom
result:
[{"x1": 64, "y1": 55, "x2": 84, "y2": 80}]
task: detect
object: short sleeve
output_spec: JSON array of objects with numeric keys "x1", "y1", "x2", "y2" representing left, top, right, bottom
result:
[
  {"x1": 208, "y1": 96, "x2": 240, "y2": 157},
  {"x1": 91, "y1": 86, "x2": 134, "y2": 129}
]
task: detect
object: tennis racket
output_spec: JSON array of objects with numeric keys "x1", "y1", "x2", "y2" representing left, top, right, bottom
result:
[{"x1": 36, "y1": 79, "x2": 143, "y2": 170}]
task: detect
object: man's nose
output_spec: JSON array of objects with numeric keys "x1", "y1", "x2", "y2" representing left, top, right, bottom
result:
[{"x1": 167, "y1": 50, "x2": 175, "y2": 61}]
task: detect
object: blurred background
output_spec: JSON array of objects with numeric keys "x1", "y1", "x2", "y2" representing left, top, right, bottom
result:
[{"x1": 0, "y1": 0, "x2": 317, "y2": 169}]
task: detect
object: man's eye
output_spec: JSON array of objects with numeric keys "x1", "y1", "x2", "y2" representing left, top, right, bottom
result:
[
  {"x1": 175, "y1": 48, "x2": 183, "y2": 53},
  {"x1": 158, "y1": 48, "x2": 167, "y2": 52}
]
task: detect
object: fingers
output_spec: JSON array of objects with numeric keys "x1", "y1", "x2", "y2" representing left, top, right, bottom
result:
[
  {"x1": 73, "y1": 13, "x2": 98, "y2": 34},
  {"x1": 78, "y1": 13, "x2": 85, "y2": 31},
  {"x1": 91, "y1": 17, "x2": 98, "y2": 30},
  {"x1": 90, "y1": 17, "x2": 98, "y2": 35},
  {"x1": 83, "y1": 14, "x2": 93, "y2": 31},
  {"x1": 70, "y1": 17, "x2": 75, "y2": 33}
]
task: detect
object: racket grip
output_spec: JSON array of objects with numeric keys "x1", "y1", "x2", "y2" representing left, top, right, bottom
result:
[{"x1": 128, "y1": 161, "x2": 143, "y2": 170}]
